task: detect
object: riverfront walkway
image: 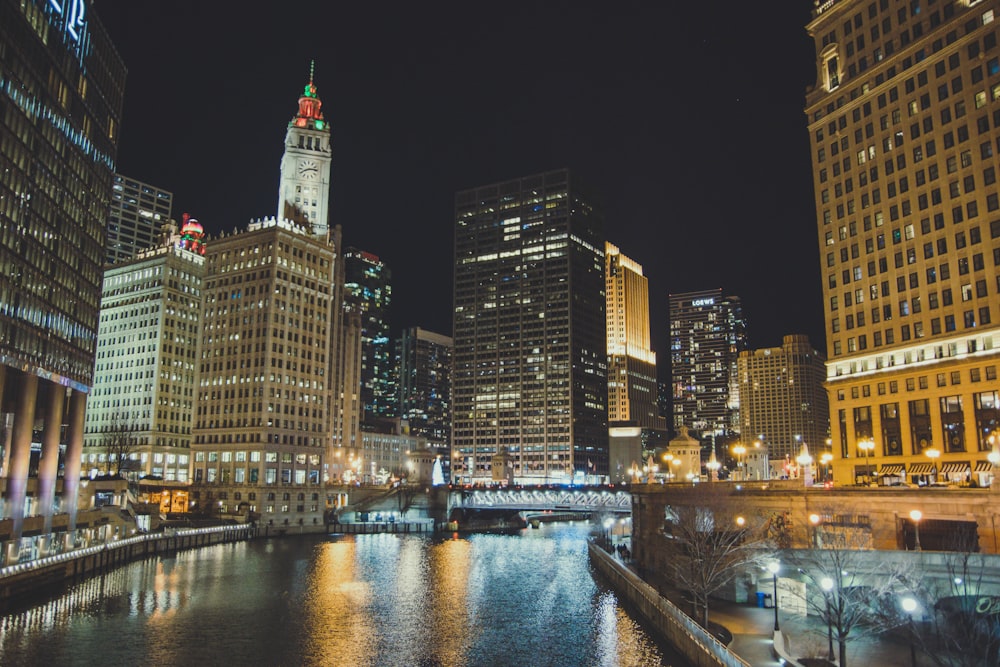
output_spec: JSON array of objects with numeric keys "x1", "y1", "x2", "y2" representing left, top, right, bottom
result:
[{"x1": 631, "y1": 564, "x2": 924, "y2": 666}]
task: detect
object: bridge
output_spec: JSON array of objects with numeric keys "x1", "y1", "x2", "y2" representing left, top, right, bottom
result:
[{"x1": 455, "y1": 486, "x2": 632, "y2": 514}]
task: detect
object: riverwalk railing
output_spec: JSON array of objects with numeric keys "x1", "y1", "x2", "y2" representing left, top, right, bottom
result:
[
  {"x1": 0, "y1": 524, "x2": 251, "y2": 580},
  {"x1": 589, "y1": 542, "x2": 750, "y2": 667}
]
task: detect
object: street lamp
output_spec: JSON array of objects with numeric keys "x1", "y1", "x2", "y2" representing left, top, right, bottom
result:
[
  {"x1": 901, "y1": 596, "x2": 918, "y2": 667},
  {"x1": 820, "y1": 452, "x2": 833, "y2": 484},
  {"x1": 988, "y1": 438, "x2": 1000, "y2": 490},
  {"x1": 767, "y1": 561, "x2": 781, "y2": 631},
  {"x1": 797, "y1": 444, "x2": 814, "y2": 487},
  {"x1": 909, "y1": 509, "x2": 922, "y2": 552},
  {"x1": 820, "y1": 577, "x2": 835, "y2": 662},
  {"x1": 732, "y1": 443, "x2": 746, "y2": 481},
  {"x1": 809, "y1": 513, "x2": 821, "y2": 547},
  {"x1": 706, "y1": 448, "x2": 720, "y2": 482},
  {"x1": 858, "y1": 437, "x2": 875, "y2": 484},
  {"x1": 925, "y1": 446, "x2": 941, "y2": 483}
]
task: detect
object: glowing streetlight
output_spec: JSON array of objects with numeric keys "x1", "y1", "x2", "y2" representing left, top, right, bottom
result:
[
  {"x1": 902, "y1": 596, "x2": 918, "y2": 667},
  {"x1": 858, "y1": 437, "x2": 875, "y2": 484},
  {"x1": 706, "y1": 448, "x2": 720, "y2": 482},
  {"x1": 909, "y1": 509, "x2": 922, "y2": 551},
  {"x1": 820, "y1": 577, "x2": 835, "y2": 661},
  {"x1": 767, "y1": 561, "x2": 781, "y2": 631},
  {"x1": 809, "y1": 513, "x2": 821, "y2": 547},
  {"x1": 797, "y1": 443, "x2": 814, "y2": 487},
  {"x1": 820, "y1": 452, "x2": 833, "y2": 483},
  {"x1": 732, "y1": 443, "x2": 746, "y2": 481},
  {"x1": 925, "y1": 446, "x2": 941, "y2": 483}
]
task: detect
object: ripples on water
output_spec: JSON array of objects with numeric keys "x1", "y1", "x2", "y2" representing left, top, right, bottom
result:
[{"x1": 0, "y1": 523, "x2": 684, "y2": 667}]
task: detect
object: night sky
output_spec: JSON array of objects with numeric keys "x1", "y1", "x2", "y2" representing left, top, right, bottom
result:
[{"x1": 94, "y1": 1, "x2": 822, "y2": 373}]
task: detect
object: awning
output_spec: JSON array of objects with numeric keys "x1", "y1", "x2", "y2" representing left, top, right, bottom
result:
[
  {"x1": 940, "y1": 461, "x2": 971, "y2": 474},
  {"x1": 975, "y1": 461, "x2": 994, "y2": 473},
  {"x1": 908, "y1": 463, "x2": 935, "y2": 474},
  {"x1": 879, "y1": 464, "x2": 905, "y2": 475}
]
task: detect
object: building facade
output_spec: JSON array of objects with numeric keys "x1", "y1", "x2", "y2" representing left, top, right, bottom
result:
[
  {"x1": 343, "y1": 248, "x2": 394, "y2": 423},
  {"x1": 669, "y1": 289, "x2": 747, "y2": 450},
  {"x1": 106, "y1": 174, "x2": 172, "y2": 264},
  {"x1": 84, "y1": 226, "x2": 205, "y2": 482},
  {"x1": 0, "y1": 0, "x2": 125, "y2": 553},
  {"x1": 396, "y1": 326, "x2": 452, "y2": 445},
  {"x1": 737, "y1": 334, "x2": 830, "y2": 469},
  {"x1": 807, "y1": 0, "x2": 1000, "y2": 485},
  {"x1": 452, "y1": 169, "x2": 608, "y2": 484}
]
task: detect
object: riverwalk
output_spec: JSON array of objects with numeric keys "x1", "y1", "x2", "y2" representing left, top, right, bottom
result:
[{"x1": 632, "y1": 563, "x2": 924, "y2": 667}]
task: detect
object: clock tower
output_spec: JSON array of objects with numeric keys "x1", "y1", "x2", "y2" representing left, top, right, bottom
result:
[{"x1": 277, "y1": 62, "x2": 333, "y2": 238}]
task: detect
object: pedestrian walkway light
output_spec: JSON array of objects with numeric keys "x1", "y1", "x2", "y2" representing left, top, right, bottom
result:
[
  {"x1": 820, "y1": 577, "x2": 835, "y2": 662},
  {"x1": 767, "y1": 561, "x2": 780, "y2": 631},
  {"x1": 902, "y1": 597, "x2": 918, "y2": 667},
  {"x1": 909, "y1": 509, "x2": 923, "y2": 551}
]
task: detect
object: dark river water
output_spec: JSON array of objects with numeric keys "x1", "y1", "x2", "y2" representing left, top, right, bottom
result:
[{"x1": 0, "y1": 522, "x2": 689, "y2": 666}]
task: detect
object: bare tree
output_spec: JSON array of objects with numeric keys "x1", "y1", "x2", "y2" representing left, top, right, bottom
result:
[
  {"x1": 905, "y1": 533, "x2": 1000, "y2": 667},
  {"x1": 102, "y1": 418, "x2": 141, "y2": 478},
  {"x1": 661, "y1": 486, "x2": 774, "y2": 628},
  {"x1": 784, "y1": 514, "x2": 913, "y2": 667}
]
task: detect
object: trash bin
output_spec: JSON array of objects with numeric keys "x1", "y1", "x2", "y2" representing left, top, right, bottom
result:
[
  {"x1": 763, "y1": 593, "x2": 773, "y2": 609},
  {"x1": 755, "y1": 592, "x2": 766, "y2": 608}
]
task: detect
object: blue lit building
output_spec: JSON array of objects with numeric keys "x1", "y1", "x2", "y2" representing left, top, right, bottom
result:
[{"x1": 343, "y1": 248, "x2": 394, "y2": 422}]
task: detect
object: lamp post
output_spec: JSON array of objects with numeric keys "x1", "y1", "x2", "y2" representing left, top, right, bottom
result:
[
  {"x1": 732, "y1": 443, "x2": 746, "y2": 481},
  {"x1": 901, "y1": 596, "x2": 918, "y2": 667},
  {"x1": 797, "y1": 444, "x2": 814, "y2": 487},
  {"x1": 925, "y1": 446, "x2": 941, "y2": 484},
  {"x1": 988, "y1": 437, "x2": 1000, "y2": 490},
  {"x1": 858, "y1": 437, "x2": 875, "y2": 484},
  {"x1": 809, "y1": 513, "x2": 821, "y2": 547},
  {"x1": 767, "y1": 561, "x2": 780, "y2": 631},
  {"x1": 706, "y1": 448, "x2": 720, "y2": 482},
  {"x1": 821, "y1": 452, "x2": 833, "y2": 483},
  {"x1": 909, "y1": 509, "x2": 922, "y2": 551},
  {"x1": 820, "y1": 577, "x2": 835, "y2": 662}
]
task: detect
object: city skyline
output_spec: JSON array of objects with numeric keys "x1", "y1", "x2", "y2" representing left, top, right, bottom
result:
[{"x1": 95, "y1": 1, "x2": 823, "y2": 368}]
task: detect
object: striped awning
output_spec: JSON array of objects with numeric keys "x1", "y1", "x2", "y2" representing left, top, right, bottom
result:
[
  {"x1": 975, "y1": 460, "x2": 994, "y2": 473},
  {"x1": 880, "y1": 464, "x2": 905, "y2": 475},
  {"x1": 908, "y1": 463, "x2": 935, "y2": 474},
  {"x1": 940, "y1": 461, "x2": 971, "y2": 474}
]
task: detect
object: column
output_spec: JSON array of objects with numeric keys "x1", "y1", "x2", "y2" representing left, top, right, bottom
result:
[
  {"x1": 5, "y1": 373, "x2": 38, "y2": 562},
  {"x1": 62, "y1": 388, "x2": 86, "y2": 536},
  {"x1": 38, "y1": 381, "x2": 65, "y2": 536}
]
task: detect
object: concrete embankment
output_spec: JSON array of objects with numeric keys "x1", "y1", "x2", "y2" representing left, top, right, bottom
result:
[
  {"x1": 588, "y1": 542, "x2": 750, "y2": 667},
  {"x1": 0, "y1": 524, "x2": 253, "y2": 610}
]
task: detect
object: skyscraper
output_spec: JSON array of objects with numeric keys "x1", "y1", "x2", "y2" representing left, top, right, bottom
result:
[
  {"x1": 669, "y1": 289, "x2": 747, "y2": 450},
  {"x1": 0, "y1": 0, "x2": 125, "y2": 552},
  {"x1": 105, "y1": 174, "x2": 173, "y2": 264},
  {"x1": 397, "y1": 326, "x2": 452, "y2": 445},
  {"x1": 737, "y1": 334, "x2": 829, "y2": 468},
  {"x1": 343, "y1": 248, "x2": 394, "y2": 422},
  {"x1": 605, "y1": 242, "x2": 666, "y2": 432},
  {"x1": 189, "y1": 70, "x2": 341, "y2": 526},
  {"x1": 807, "y1": 0, "x2": 1000, "y2": 485},
  {"x1": 85, "y1": 221, "x2": 205, "y2": 482},
  {"x1": 452, "y1": 169, "x2": 607, "y2": 484}
]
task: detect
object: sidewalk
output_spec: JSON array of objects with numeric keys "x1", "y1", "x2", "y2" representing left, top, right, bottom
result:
[{"x1": 630, "y1": 564, "x2": 923, "y2": 667}]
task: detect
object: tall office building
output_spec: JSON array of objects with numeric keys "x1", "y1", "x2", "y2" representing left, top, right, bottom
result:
[
  {"x1": 84, "y1": 222, "x2": 205, "y2": 481},
  {"x1": 397, "y1": 326, "x2": 452, "y2": 445},
  {"x1": 190, "y1": 70, "x2": 342, "y2": 527},
  {"x1": 737, "y1": 335, "x2": 829, "y2": 466},
  {"x1": 0, "y1": 0, "x2": 125, "y2": 552},
  {"x1": 808, "y1": 0, "x2": 1000, "y2": 485},
  {"x1": 452, "y1": 169, "x2": 607, "y2": 484},
  {"x1": 343, "y1": 248, "x2": 394, "y2": 422},
  {"x1": 605, "y1": 242, "x2": 667, "y2": 432},
  {"x1": 106, "y1": 174, "x2": 173, "y2": 264},
  {"x1": 669, "y1": 289, "x2": 747, "y2": 450}
]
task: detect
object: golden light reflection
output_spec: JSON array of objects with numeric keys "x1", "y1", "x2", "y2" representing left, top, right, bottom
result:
[
  {"x1": 301, "y1": 537, "x2": 379, "y2": 666},
  {"x1": 426, "y1": 536, "x2": 474, "y2": 667}
]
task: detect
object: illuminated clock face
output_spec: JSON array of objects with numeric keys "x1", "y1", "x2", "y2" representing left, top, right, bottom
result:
[{"x1": 298, "y1": 159, "x2": 319, "y2": 179}]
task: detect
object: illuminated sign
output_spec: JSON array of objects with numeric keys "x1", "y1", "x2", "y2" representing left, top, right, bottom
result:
[
  {"x1": 49, "y1": 0, "x2": 87, "y2": 42},
  {"x1": 691, "y1": 298, "x2": 715, "y2": 307}
]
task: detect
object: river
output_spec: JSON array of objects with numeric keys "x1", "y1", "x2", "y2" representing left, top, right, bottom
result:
[{"x1": 0, "y1": 522, "x2": 689, "y2": 666}]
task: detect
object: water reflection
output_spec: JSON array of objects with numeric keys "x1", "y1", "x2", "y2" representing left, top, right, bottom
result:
[{"x1": 0, "y1": 524, "x2": 683, "y2": 666}]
